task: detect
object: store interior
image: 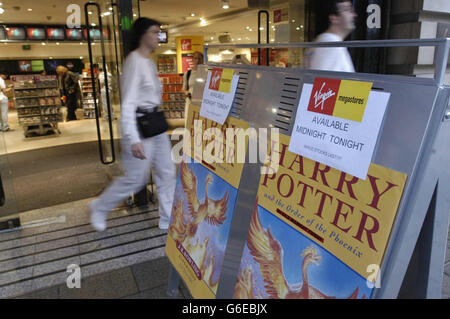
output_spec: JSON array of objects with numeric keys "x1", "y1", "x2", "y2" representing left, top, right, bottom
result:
[{"x1": 0, "y1": 0, "x2": 308, "y2": 216}]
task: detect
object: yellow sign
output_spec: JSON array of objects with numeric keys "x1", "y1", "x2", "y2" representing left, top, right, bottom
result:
[
  {"x1": 258, "y1": 133, "x2": 407, "y2": 279},
  {"x1": 184, "y1": 104, "x2": 250, "y2": 188},
  {"x1": 334, "y1": 80, "x2": 373, "y2": 122},
  {"x1": 218, "y1": 68, "x2": 234, "y2": 93},
  {"x1": 176, "y1": 36, "x2": 204, "y2": 74}
]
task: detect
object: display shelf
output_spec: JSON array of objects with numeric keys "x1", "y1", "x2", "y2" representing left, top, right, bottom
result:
[
  {"x1": 11, "y1": 74, "x2": 62, "y2": 137},
  {"x1": 80, "y1": 69, "x2": 101, "y2": 120},
  {"x1": 159, "y1": 74, "x2": 186, "y2": 120}
]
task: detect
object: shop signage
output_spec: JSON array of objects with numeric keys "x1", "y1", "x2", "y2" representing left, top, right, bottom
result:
[
  {"x1": 289, "y1": 79, "x2": 390, "y2": 180},
  {"x1": 234, "y1": 133, "x2": 407, "y2": 299},
  {"x1": 176, "y1": 36, "x2": 204, "y2": 73},
  {"x1": 200, "y1": 68, "x2": 239, "y2": 125},
  {"x1": 166, "y1": 104, "x2": 250, "y2": 298},
  {"x1": 273, "y1": 8, "x2": 288, "y2": 23},
  {"x1": 181, "y1": 39, "x2": 192, "y2": 51},
  {"x1": 18, "y1": 61, "x2": 32, "y2": 72}
]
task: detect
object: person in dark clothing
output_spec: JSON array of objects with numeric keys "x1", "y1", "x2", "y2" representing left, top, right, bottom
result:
[{"x1": 57, "y1": 65, "x2": 80, "y2": 121}]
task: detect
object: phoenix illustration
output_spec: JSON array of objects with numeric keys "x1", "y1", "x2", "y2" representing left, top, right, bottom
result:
[
  {"x1": 168, "y1": 161, "x2": 231, "y2": 293},
  {"x1": 234, "y1": 207, "x2": 363, "y2": 299},
  {"x1": 179, "y1": 161, "x2": 230, "y2": 237}
]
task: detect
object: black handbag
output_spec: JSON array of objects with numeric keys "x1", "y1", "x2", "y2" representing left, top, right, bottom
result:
[{"x1": 136, "y1": 107, "x2": 169, "y2": 138}]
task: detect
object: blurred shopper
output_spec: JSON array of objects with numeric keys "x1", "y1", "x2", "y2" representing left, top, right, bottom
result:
[
  {"x1": 0, "y1": 71, "x2": 11, "y2": 132},
  {"x1": 304, "y1": 0, "x2": 357, "y2": 72},
  {"x1": 98, "y1": 65, "x2": 116, "y2": 120},
  {"x1": 183, "y1": 51, "x2": 206, "y2": 121},
  {"x1": 57, "y1": 65, "x2": 81, "y2": 121},
  {"x1": 89, "y1": 18, "x2": 176, "y2": 232}
]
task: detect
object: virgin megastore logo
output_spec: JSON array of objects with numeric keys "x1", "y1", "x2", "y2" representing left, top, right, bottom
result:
[
  {"x1": 208, "y1": 68, "x2": 233, "y2": 93},
  {"x1": 307, "y1": 78, "x2": 373, "y2": 123}
]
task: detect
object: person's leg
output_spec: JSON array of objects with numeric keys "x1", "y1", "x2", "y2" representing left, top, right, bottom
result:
[
  {"x1": 1, "y1": 99, "x2": 9, "y2": 131},
  {"x1": 90, "y1": 139, "x2": 152, "y2": 230},
  {"x1": 101, "y1": 89, "x2": 115, "y2": 120},
  {"x1": 66, "y1": 95, "x2": 77, "y2": 121},
  {"x1": 150, "y1": 133, "x2": 176, "y2": 229}
]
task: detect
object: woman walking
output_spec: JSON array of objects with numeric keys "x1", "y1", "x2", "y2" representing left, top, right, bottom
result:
[{"x1": 90, "y1": 18, "x2": 176, "y2": 231}]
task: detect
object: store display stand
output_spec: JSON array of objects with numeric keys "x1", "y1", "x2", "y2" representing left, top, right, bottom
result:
[
  {"x1": 159, "y1": 74, "x2": 185, "y2": 119},
  {"x1": 167, "y1": 39, "x2": 450, "y2": 299},
  {"x1": 12, "y1": 75, "x2": 62, "y2": 138},
  {"x1": 81, "y1": 70, "x2": 99, "y2": 119}
]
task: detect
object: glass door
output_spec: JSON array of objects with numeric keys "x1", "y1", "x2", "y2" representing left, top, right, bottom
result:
[
  {"x1": 0, "y1": 0, "x2": 126, "y2": 220},
  {"x1": 84, "y1": 0, "x2": 123, "y2": 165}
]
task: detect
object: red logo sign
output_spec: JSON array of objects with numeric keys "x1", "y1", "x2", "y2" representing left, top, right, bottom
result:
[
  {"x1": 181, "y1": 39, "x2": 192, "y2": 51},
  {"x1": 307, "y1": 78, "x2": 341, "y2": 116},
  {"x1": 209, "y1": 68, "x2": 223, "y2": 91},
  {"x1": 274, "y1": 9, "x2": 282, "y2": 23}
]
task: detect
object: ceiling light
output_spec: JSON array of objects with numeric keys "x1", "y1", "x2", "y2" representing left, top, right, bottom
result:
[
  {"x1": 80, "y1": 42, "x2": 83, "y2": 45},
  {"x1": 237, "y1": 37, "x2": 241, "y2": 41},
  {"x1": 133, "y1": 13, "x2": 137, "y2": 17},
  {"x1": 56, "y1": 42, "x2": 60, "y2": 45},
  {"x1": 245, "y1": 26, "x2": 249, "y2": 30},
  {"x1": 80, "y1": 56, "x2": 83, "y2": 59},
  {"x1": 296, "y1": 26, "x2": 300, "y2": 30},
  {"x1": 49, "y1": 57, "x2": 53, "y2": 59},
  {"x1": 0, "y1": 3, "x2": 3, "y2": 5},
  {"x1": 103, "y1": 11, "x2": 111, "y2": 16},
  {"x1": 210, "y1": 36, "x2": 214, "y2": 40},
  {"x1": 41, "y1": 42, "x2": 46, "y2": 46},
  {"x1": 0, "y1": 8, "x2": 4, "y2": 14},
  {"x1": 248, "y1": 28, "x2": 252, "y2": 32},
  {"x1": 109, "y1": 7, "x2": 113, "y2": 11},
  {"x1": 259, "y1": 27, "x2": 264, "y2": 31},
  {"x1": 191, "y1": 13, "x2": 195, "y2": 17},
  {"x1": 28, "y1": 8, "x2": 33, "y2": 12},
  {"x1": 222, "y1": 0, "x2": 230, "y2": 9},
  {"x1": 88, "y1": 11, "x2": 92, "y2": 15},
  {"x1": 91, "y1": 23, "x2": 96, "y2": 26},
  {"x1": 200, "y1": 18, "x2": 207, "y2": 26}
]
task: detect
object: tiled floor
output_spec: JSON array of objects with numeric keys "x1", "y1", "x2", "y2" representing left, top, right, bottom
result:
[
  {"x1": 15, "y1": 257, "x2": 190, "y2": 299},
  {"x1": 0, "y1": 197, "x2": 166, "y2": 298}
]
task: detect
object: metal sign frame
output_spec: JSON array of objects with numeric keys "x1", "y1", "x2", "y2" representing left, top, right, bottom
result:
[{"x1": 167, "y1": 38, "x2": 450, "y2": 299}]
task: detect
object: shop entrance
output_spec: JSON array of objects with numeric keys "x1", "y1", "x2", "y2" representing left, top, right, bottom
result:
[{"x1": 0, "y1": 0, "x2": 125, "y2": 218}]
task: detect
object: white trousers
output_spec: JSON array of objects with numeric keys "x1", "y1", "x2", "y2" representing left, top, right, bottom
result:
[
  {"x1": 92, "y1": 132, "x2": 176, "y2": 228},
  {"x1": 100, "y1": 89, "x2": 115, "y2": 119},
  {"x1": 0, "y1": 98, "x2": 9, "y2": 130}
]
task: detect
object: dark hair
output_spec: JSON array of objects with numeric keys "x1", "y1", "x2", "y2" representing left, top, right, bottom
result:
[
  {"x1": 315, "y1": 0, "x2": 350, "y2": 35},
  {"x1": 193, "y1": 51, "x2": 204, "y2": 64},
  {"x1": 129, "y1": 17, "x2": 161, "y2": 52}
]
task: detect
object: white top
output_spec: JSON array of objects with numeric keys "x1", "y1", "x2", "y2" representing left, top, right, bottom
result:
[
  {"x1": 120, "y1": 51, "x2": 162, "y2": 145},
  {"x1": 0, "y1": 77, "x2": 6, "y2": 100},
  {"x1": 304, "y1": 33, "x2": 355, "y2": 73}
]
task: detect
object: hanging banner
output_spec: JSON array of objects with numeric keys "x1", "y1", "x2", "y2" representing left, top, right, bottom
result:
[
  {"x1": 289, "y1": 79, "x2": 390, "y2": 180},
  {"x1": 166, "y1": 104, "x2": 250, "y2": 298},
  {"x1": 176, "y1": 36, "x2": 204, "y2": 73},
  {"x1": 234, "y1": 133, "x2": 407, "y2": 299},
  {"x1": 200, "y1": 68, "x2": 239, "y2": 125}
]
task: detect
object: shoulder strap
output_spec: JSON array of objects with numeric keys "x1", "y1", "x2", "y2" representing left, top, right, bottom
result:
[{"x1": 186, "y1": 69, "x2": 192, "y2": 91}]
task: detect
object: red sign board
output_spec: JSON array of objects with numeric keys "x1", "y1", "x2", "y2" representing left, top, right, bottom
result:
[
  {"x1": 181, "y1": 39, "x2": 192, "y2": 51},
  {"x1": 209, "y1": 68, "x2": 223, "y2": 91},
  {"x1": 307, "y1": 78, "x2": 341, "y2": 116},
  {"x1": 274, "y1": 9, "x2": 282, "y2": 23}
]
